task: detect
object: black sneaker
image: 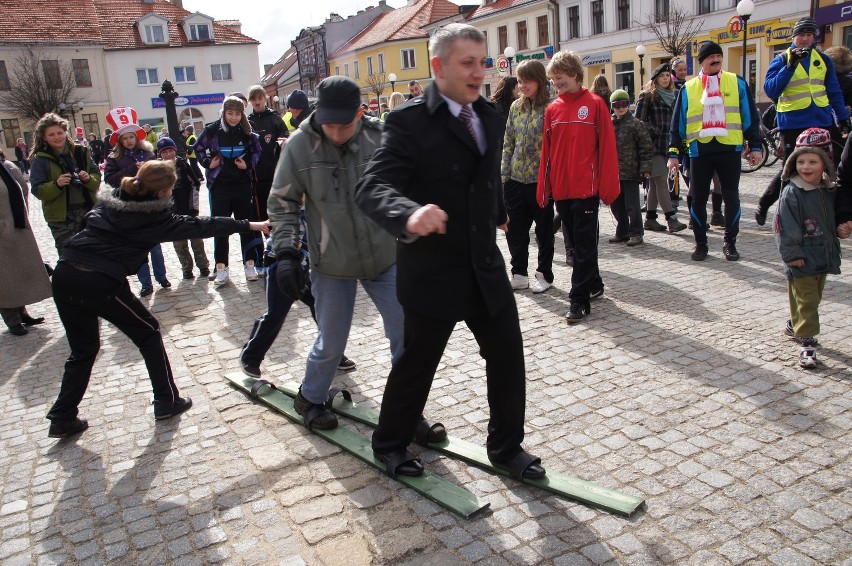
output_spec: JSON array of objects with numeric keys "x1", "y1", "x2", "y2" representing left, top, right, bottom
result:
[
  {"x1": 159, "y1": 279, "x2": 172, "y2": 288},
  {"x1": 241, "y1": 359, "x2": 261, "y2": 379},
  {"x1": 154, "y1": 397, "x2": 193, "y2": 420},
  {"x1": 183, "y1": 271, "x2": 195, "y2": 280},
  {"x1": 722, "y1": 242, "x2": 740, "y2": 261},
  {"x1": 565, "y1": 303, "x2": 588, "y2": 324},
  {"x1": 565, "y1": 248, "x2": 575, "y2": 267},
  {"x1": 48, "y1": 418, "x2": 89, "y2": 439},
  {"x1": 784, "y1": 320, "x2": 819, "y2": 345},
  {"x1": 710, "y1": 212, "x2": 725, "y2": 227},
  {"x1": 691, "y1": 244, "x2": 709, "y2": 261},
  {"x1": 755, "y1": 211, "x2": 766, "y2": 226},
  {"x1": 293, "y1": 391, "x2": 338, "y2": 430},
  {"x1": 337, "y1": 355, "x2": 357, "y2": 372},
  {"x1": 199, "y1": 268, "x2": 211, "y2": 277},
  {"x1": 590, "y1": 286, "x2": 604, "y2": 300}
]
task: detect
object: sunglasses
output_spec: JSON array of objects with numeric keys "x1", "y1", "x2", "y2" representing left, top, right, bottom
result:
[{"x1": 612, "y1": 101, "x2": 630, "y2": 109}]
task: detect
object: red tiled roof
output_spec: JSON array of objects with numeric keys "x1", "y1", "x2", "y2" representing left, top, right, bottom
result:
[
  {"x1": 468, "y1": 0, "x2": 539, "y2": 20},
  {"x1": 261, "y1": 46, "x2": 298, "y2": 85},
  {"x1": 0, "y1": 0, "x2": 258, "y2": 48},
  {"x1": 331, "y1": 0, "x2": 460, "y2": 58},
  {"x1": 94, "y1": 0, "x2": 257, "y2": 50},
  {"x1": 0, "y1": 0, "x2": 103, "y2": 44}
]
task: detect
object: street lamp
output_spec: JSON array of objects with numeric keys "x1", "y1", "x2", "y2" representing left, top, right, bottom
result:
[
  {"x1": 504, "y1": 46, "x2": 516, "y2": 76},
  {"x1": 388, "y1": 72, "x2": 397, "y2": 93},
  {"x1": 636, "y1": 45, "x2": 646, "y2": 89},
  {"x1": 58, "y1": 102, "x2": 83, "y2": 129},
  {"x1": 737, "y1": 0, "x2": 755, "y2": 88}
]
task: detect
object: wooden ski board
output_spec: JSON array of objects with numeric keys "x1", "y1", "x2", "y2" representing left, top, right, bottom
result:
[
  {"x1": 224, "y1": 373, "x2": 489, "y2": 518},
  {"x1": 276, "y1": 382, "x2": 645, "y2": 517}
]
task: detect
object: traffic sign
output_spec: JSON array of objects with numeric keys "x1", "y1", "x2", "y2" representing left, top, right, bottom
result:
[{"x1": 368, "y1": 99, "x2": 379, "y2": 112}]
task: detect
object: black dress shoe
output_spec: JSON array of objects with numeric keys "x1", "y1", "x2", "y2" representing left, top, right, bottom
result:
[
  {"x1": 48, "y1": 418, "x2": 89, "y2": 438},
  {"x1": 21, "y1": 315, "x2": 45, "y2": 326},
  {"x1": 9, "y1": 324, "x2": 28, "y2": 336}
]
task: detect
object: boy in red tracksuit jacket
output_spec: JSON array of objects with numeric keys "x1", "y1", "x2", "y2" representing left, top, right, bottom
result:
[{"x1": 538, "y1": 50, "x2": 620, "y2": 323}]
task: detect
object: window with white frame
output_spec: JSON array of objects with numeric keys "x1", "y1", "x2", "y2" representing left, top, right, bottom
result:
[
  {"x1": 517, "y1": 21, "x2": 528, "y2": 51},
  {"x1": 617, "y1": 0, "x2": 630, "y2": 31},
  {"x1": 335, "y1": 65, "x2": 341, "y2": 75},
  {"x1": 354, "y1": 60, "x2": 360, "y2": 79},
  {"x1": 698, "y1": 0, "x2": 715, "y2": 14},
  {"x1": 174, "y1": 66, "x2": 196, "y2": 83},
  {"x1": 137, "y1": 68, "x2": 159, "y2": 85},
  {"x1": 345, "y1": 63, "x2": 350, "y2": 78},
  {"x1": 591, "y1": 0, "x2": 604, "y2": 35},
  {"x1": 189, "y1": 23, "x2": 210, "y2": 41},
  {"x1": 401, "y1": 49, "x2": 416, "y2": 70},
  {"x1": 568, "y1": 6, "x2": 580, "y2": 40},
  {"x1": 378, "y1": 53, "x2": 385, "y2": 73},
  {"x1": 367, "y1": 57, "x2": 374, "y2": 76},
  {"x1": 144, "y1": 24, "x2": 166, "y2": 44},
  {"x1": 211, "y1": 64, "x2": 232, "y2": 81}
]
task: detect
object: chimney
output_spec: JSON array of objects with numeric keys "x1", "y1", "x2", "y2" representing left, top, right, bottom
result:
[{"x1": 169, "y1": 0, "x2": 184, "y2": 8}]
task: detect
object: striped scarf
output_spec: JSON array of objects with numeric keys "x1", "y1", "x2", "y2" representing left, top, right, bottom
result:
[{"x1": 699, "y1": 71, "x2": 727, "y2": 138}]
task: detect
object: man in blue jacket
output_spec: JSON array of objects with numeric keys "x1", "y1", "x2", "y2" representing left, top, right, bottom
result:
[{"x1": 756, "y1": 17, "x2": 850, "y2": 225}]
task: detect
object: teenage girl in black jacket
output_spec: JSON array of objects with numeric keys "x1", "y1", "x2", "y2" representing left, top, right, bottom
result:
[{"x1": 46, "y1": 160, "x2": 269, "y2": 439}]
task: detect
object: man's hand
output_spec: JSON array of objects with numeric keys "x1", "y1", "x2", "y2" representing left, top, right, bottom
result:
[
  {"x1": 748, "y1": 150, "x2": 762, "y2": 166},
  {"x1": 838, "y1": 221, "x2": 852, "y2": 239},
  {"x1": 788, "y1": 47, "x2": 808, "y2": 69},
  {"x1": 405, "y1": 204, "x2": 448, "y2": 236},
  {"x1": 840, "y1": 119, "x2": 851, "y2": 138},
  {"x1": 274, "y1": 249, "x2": 307, "y2": 300}
]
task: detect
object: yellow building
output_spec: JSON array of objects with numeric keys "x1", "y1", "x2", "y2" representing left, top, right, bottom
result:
[{"x1": 327, "y1": 0, "x2": 460, "y2": 109}]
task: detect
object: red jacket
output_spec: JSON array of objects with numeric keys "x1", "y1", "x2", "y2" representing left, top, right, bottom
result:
[{"x1": 537, "y1": 88, "x2": 620, "y2": 206}]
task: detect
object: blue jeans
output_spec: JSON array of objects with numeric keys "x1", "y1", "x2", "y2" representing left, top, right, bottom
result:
[
  {"x1": 301, "y1": 265, "x2": 404, "y2": 404},
  {"x1": 137, "y1": 244, "x2": 167, "y2": 289}
]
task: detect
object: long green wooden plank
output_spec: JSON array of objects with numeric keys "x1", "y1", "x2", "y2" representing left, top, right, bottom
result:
[
  {"x1": 276, "y1": 381, "x2": 645, "y2": 517},
  {"x1": 224, "y1": 374, "x2": 489, "y2": 518}
]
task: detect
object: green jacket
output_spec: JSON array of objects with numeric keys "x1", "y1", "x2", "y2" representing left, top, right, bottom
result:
[
  {"x1": 500, "y1": 96, "x2": 551, "y2": 185},
  {"x1": 612, "y1": 112, "x2": 654, "y2": 182},
  {"x1": 267, "y1": 113, "x2": 396, "y2": 279},
  {"x1": 29, "y1": 143, "x2": 101, "y2": 223}
]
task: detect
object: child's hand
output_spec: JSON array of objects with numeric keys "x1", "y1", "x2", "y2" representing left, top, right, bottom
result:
[
  {"x1": 209, "y1": 155, "x2": 221, "y2": 169},
  {"x1": 838, "y1": 221, "x2": 852, "y2": 239},
  {"x1": 787, "y1": 258, "x2": 805, "y2": 267},
  {"x1": 235, "y1": 157, "x2": 247, "y2": 170}
]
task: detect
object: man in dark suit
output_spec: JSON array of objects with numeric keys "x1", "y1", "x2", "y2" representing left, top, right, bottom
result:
[{"x1": 355, "y1": 23, "x2": 545, "y2": 480}]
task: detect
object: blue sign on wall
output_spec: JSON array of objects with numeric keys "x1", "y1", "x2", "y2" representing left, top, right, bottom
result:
[{"x1": 152, "y1": 93, "x2": 225, "y2": 109}]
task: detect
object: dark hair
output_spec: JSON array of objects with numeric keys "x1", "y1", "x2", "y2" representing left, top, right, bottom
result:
[
  {"x1": 120, "y1": 160, "x2": 176, "y2": 197},
  {"x1": 516, "y1": 60, "x2": 550, "y2": 109},
  {"x1": 491, "y1": 76, "x2": 519, "y2": 109}
]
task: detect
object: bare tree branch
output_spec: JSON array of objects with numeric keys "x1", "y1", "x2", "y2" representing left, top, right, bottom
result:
[
  {"x1": 360, "y1": 72, "x2": 387, "y2": 103},
  {"x1": 0, "y1": 47, "x2": 86, "y2": 127},
  {"x1": 634, "y1": 4, "x2": 704, "y2": 59}
]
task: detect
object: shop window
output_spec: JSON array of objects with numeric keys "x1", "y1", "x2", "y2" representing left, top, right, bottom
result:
[{"x1": 615, "y1": 62, "x2": 635, "y2": 101}]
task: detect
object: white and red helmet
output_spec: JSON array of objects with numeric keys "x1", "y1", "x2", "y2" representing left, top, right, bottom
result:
[{"x1": 106, "y1": 106, "x2": 146, "y2": 146}]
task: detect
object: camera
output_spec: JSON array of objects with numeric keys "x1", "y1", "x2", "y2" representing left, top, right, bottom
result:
[
  {"x1": 792, "y1": 47, "x2": 810, "y2": 58},
  {"x1": 68, "y1": 171, "x2": 83, "y2": 188}
]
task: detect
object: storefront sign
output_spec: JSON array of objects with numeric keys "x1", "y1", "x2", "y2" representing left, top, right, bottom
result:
[
  {"x1": 815, "y1": 1, "x2": 852, "y2": 25},
  {"x1": 691, "y1": 17, "x2": 800, "y2": 56},
  {"x1": 516, "y1": 46, "x2": 555, "y2": 62},
  {"x1": 581, "y1": 51, "x2": 612, "y2": 66},
  {"x1": 495, "y1": 55, "x2": 510, "y2": 76},
  {"x1": 151, "y1": 92, "x2": 225, "y2": 109}
]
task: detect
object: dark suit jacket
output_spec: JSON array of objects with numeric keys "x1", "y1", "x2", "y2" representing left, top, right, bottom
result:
[{"x1": 355, "y1": 82, "x2": 512, "y2": 321}]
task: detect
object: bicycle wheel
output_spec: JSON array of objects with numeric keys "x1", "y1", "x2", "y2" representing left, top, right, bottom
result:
[
  {"x1": 764, "y1": 132, "x2": 782, "y2": 167},
  {"x1": 741, "y1": 139, "x2": 769, "y2": 173}
]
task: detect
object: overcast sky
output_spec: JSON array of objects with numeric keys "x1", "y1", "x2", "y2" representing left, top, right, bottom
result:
[{"x1": 182, "y1": 0, "x2": 462, "y2": 77}]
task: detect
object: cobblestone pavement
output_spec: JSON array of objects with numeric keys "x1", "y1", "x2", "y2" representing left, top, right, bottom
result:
[{"x1": 1, "y1": 162, "x2": 850, "y2": 566}]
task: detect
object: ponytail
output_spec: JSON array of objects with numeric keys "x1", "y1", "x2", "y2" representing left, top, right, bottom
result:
[{"x1": 120, "y1": 160, "x2": 176, "y2": 197}]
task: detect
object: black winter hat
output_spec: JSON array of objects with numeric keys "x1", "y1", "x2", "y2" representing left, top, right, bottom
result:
[
  {"x1": 651, "y1": 63, "x2": 671, "y2": 81},
  {"x1": 698, "y1": 41, "x2": 723, "y2": 63},
  {"x1": 792, "y1": 17, "x2": 817, "y2": 37},
  {"x1": 286, "y1": 90, "x2": 309, "y2": 110}
]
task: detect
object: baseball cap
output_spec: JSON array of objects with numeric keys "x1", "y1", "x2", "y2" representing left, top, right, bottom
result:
[{"x1": 314, "y1": 76, "x2": 361, "y2": 125}]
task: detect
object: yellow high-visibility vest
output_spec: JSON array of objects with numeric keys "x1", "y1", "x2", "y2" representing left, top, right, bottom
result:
[
  {"x1": 777, "y1": 48, "x2": 829, "y2": 112},
  {"x1": 283, "y1": 112, "x2": 296, "y2": 133},
  {"x1": 684, "y1": 71, "x2": 743, "y2": 146}
]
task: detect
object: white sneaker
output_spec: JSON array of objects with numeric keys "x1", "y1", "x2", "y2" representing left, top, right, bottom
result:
[
  {"x1": 799, "y1": 343, "x2": 817, "y2": 368},
  {"x1": 511, "y1": 274, "x2": 529, "y2": 290},
  {"x1": 244, "y1": 260, "x2": 259, "y2": 281},
  {"x1": 214, "y1": 264, "x2": 229, "y2": 286},
  {"x1": 530, "y1": 271, "x2": 552, "y2": 294}
]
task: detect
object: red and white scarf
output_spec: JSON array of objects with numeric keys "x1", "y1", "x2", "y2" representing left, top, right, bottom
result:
[{"x1": 699, "y1": 71, "x2": 727, "y2": 138}]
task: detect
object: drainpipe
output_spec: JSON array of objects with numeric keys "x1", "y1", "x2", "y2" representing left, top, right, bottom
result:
[{"x1": 548, "y1": 0, "x2": 560, "y2": 51}]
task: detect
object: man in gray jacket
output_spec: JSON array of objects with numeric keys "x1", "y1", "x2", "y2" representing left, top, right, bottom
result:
[{"x1": 266, "y1": 76, "x2": 404, "y2": 430}]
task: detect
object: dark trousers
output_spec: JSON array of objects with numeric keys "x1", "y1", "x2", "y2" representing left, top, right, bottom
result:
[
  {"x1": 689, "y1": 151, "x2": 741, "y2": 246},
  {"x1": 241, "y1": 262, "x2": 317, "y2": 366},
  {"x1": 610, "y1": 180, "x2": 643, "y2": 238},
  {"x1": 758, "y1": 125, "x2": 844, "y2": 214},
  {"x1": 255, "y1": 178, "x2": 272, "y2": 222},
  {"x1": 504, "y1": 179, "x2": 555, "y2": 281},
  {"x1": 189, "y1": 157, "x2": 203, "y2": 181},
  {"x1": 47, "y1": 263, "x2": 179, "y2": 421},
  {"x1": 372, "y1": 293, "x2": 526, "y2": 461},
  {"x1": 555, "y1": 197, "x2": 603, "y2": 307},
  {"x1": 210, "y1": 184, "x2": 261, "y2": 265}
]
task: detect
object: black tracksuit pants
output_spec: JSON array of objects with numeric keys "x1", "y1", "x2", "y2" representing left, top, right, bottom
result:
[
  {"x1": 47, "y1": 263, "x2": 180, "y2": 421},
  {"x1": 555, "y1": 197, "x2": 603, "y2": 308},
  {"x1": 689, "y1": 151, "x2": 742, "y2": 246},
  {"x1": 210, "y1": 181, "x2": 261, "y2": 266},
  {"x1": 504, "y1": 179, "x2": 555, "y2": 281}
]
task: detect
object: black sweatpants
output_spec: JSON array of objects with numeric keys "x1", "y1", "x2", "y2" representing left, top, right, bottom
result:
[
  {"x1": 210, "y1": 182, "x2": 261, "y2": 266},
  {"x1": 555, "y1": 197, "x2": 603, "y2": 308},
  {"x1": 689, "y1": 151, "x2": 741, "y2": 246},
  {"x1": 504, "y1": 179, "x2": 555, "y2": 281},
  {"x1": 372, "y1": 293, "x2": 526, "y2": 462},
  {"x1": 47, "y1": 263, "x2": 180, "y2": 421}
]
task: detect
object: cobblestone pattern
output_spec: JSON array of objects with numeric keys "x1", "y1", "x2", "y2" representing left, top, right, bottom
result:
[{"x1": 0, "y1": 165, "x2": 850, "y2": 565}]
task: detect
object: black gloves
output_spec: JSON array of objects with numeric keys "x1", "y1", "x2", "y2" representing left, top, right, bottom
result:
[
  {"x1": 274, "y1": 248, "x2": 308, "y2": 301},
  {"x1": 787, "y1": 47, "x2": 809, "y2": 70},
  {"x1": 840, "y1": 119, "x2": 851, "y2": 138}
]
